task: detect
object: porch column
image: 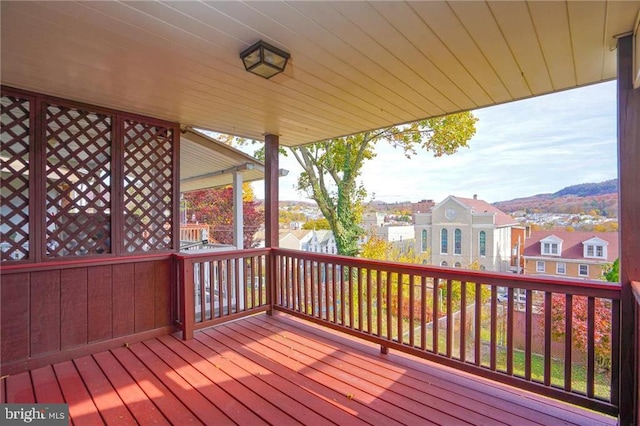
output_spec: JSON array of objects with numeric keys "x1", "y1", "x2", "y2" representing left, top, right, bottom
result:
[
  {"x1": 265, "y1": 134, "x2": 279, "y2": 249},
  {"x1": 617, "y1": 34, "x2": 640, "y2": 425},
  {"x1": 232, "y1": 170, "x2": 244, "y2": 249},
  {"x1": 265, "y1": 134, "x2": 279, "y2": 315}
]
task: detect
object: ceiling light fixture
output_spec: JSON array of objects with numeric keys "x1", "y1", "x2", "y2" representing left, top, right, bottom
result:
[{"x1": 240, "y1": 40, "x2": 290, "y2": 79}]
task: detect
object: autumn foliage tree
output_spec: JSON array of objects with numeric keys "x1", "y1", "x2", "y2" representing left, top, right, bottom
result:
[
  {"x1": 544, "y1": 294, "x2": 612, "y2": 370},
  {"x1": 183, "y1": 185, "x2": 263, "y2": 249},
  {"x1": 291, "y1": 112, "x2": 478, "y2": 256}
]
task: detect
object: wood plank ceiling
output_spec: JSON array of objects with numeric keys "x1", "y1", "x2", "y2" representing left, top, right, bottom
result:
[{"x1": 1, "y1": 1, "x2": 638, "y2": 147}]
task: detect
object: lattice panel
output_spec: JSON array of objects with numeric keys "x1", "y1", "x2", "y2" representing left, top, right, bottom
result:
[
  {"x1": 45, "y1": 104, "x2": 112, "y2": 257},
  {"x1": 123, "y1": 120, "x2": 174, "y2": 252},
  {"x1": 1, "y1": 95, "x2": 31, "y2": 261}
]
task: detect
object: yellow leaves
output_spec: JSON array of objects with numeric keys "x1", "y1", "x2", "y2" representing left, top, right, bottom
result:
[{"x1": 346, "y1": 393, "x2": 355, "y2": 400}]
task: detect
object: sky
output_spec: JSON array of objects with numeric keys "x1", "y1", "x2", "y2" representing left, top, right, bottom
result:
[{"x1": 250, "y1": 80, "x2": 618, "y2": 204}]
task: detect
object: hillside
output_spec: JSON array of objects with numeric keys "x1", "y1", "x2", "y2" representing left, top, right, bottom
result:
[{"x1": 493, "y1": 179, "x2": 618, "y2": 216}]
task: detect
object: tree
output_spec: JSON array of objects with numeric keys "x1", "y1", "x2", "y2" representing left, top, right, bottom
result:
[
  {"x1": 603, "y1": 258, "x2": 619, "y2": 282},
  {"x1": 302, "y1": 218, "x2": 331, "y2": 230},
  {"x1": 545, "y1": 294, "x2": 612, "y2": 370},
  {"x1": 183, "y1": 185, "x2": 263, "y2": 248},
  {"x1": 291, "y1": 112, "x2": 477, "y2": 256}
]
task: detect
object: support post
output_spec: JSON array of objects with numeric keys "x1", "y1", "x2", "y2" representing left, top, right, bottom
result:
[
  {"x1": 180, "y1": 257, "x2": 194, "y2": 340},
  {"x1": 232, "y1": 170, "x2": 244, "y2": 249},
  {"x1": 232, "y1": 171, "x2": 246, "y2": 310},
  {"x1": 617, "y1": 35, "x2": 640, "y2": 425},
  {"x1": 265, "y1": 134, "x2": 279, "y2": 315}
]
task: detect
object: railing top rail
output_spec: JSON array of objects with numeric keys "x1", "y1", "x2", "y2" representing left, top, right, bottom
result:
[
  {"x1": 175, "y1": 247, "x2": 270, "y2": 263},
  {"x1": 273, "y1": 248, "x2": 621, "y2": 300}
]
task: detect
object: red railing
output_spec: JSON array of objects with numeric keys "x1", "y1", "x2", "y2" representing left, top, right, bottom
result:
[
  {"x1": 272, "y1": 248, "x2": 621, "y2": 416},
  {"x1": 177, "y1": 249, "x2": 269, "y2": 339}
]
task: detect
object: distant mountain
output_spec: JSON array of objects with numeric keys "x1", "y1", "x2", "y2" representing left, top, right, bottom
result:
[
  {"x1": 493, "y1": 179, "x2": 618, "y2": 216},
  {"x1": 553, "y1": 179, "x2": 618, "y2": 197}
]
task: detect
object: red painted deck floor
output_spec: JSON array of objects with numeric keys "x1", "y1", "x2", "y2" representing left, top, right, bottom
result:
[{"x1": 2, "y1": 313, "x2": 615, "y2": 425}]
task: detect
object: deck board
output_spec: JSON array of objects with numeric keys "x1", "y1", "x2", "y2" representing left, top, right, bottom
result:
[
  {"x1": 238, "y1": 322, "x2": 516, "y2": 424},
  {"x1": 221, "y1": 321, "x2": 463, "y2": 425},
  {"x1": 248, "y1": 315, "x2": 576, "y2": 426},
  {"x1": 1, "y1": 312, "x2": 617, "y2": 426}
]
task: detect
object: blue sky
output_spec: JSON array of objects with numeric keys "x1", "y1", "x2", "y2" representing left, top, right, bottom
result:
[{"x1": 254, "y1": 80, "x2": 618, "y2": 204}]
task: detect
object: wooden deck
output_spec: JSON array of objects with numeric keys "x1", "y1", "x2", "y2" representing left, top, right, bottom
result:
[{"x1": 1, "y1": 313, "x2": 615, "y2": 425}]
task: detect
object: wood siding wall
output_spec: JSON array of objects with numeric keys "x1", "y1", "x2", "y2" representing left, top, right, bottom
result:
[{"x1": 1, "y1": 257, "x2": 174, "y2": 374}]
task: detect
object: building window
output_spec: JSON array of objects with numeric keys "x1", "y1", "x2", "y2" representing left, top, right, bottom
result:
[
  {"x1": 454, "y1": 262, "x2": 461, "y2": 268},
  {"x1": 542, "y1": 243, "x2": 559, "y2": 255},
  {"x1": 421, "y1": 229, "x2": 427, "y2": 252},
  {"x1": 454, "y1": 229, "x2": 461, "y2": 255},
  {"x1": 536, "y1": 261, "x2": 545, "y2": 272},
  {"x1": 556, "y1": 262, "x2": 566, "y2": 274},
  {"x1": 440, "y1": 261, "x2": 448, "y2": 267},
  {"x1": 585, "y1": 244, "x2": 605, "y2": 258},
  {"x1": 579, "y1": 264, "x2": 589, "y2": 276},
  {"x1": 441, "y1": 229, "x2": 448, "y2": 254},
  {"x1": 479, "y1": 231, "x2": 486, "y2": 257}
]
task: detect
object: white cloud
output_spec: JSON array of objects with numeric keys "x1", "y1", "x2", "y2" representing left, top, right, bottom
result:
[{"x1": 253, "y1": 81, "x2": 617, "y2": 204}]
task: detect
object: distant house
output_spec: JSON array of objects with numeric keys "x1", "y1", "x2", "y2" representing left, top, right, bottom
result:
[
  {"x1": 414, "y1": 195, "x2": 518, "y2": 271},
  {"x1": 523, "y1": 230, "x2": 618, "y2": 280},
  {"x1": 361, "y1": 212, "x2": 415, "y2": 253},
  {"x1": 303, "y1": 230, "x2": 338, "y2": 254},
  {"x1": 254, "y1": 229, "x2": 313, "y2": 251}
]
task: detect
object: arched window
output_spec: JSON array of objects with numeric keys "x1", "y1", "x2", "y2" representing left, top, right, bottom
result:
[
  {"x1": 440, "y1": 261, "x2": 448, "y2": 267},
  {"x1": 454, "y1": 262, "x2": 461, "y2": 268},
  {"x1": 441, "y1": 229, "x2": 448, "y2": 254},
  {"x1": 454, "y1": 229, "x2": 462, "y2": 255},
  {"x1": 479, "y1": 231, "x2": 486, "y2": 257},
  {"x1": 421, "y1": 229, "x2": 428, "y2": 252},
  {"x1": 480, "y1": 265, "x2": 486, "y2": 271}
]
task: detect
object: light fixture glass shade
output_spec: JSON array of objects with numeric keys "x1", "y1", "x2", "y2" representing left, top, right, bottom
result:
[{"x1": 240, "y1": 40, "x2": 290, "y2": 79}]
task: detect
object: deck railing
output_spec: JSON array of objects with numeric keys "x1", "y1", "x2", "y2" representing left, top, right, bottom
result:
[
  {"x1": 272, "y1": 248, "x2": 621, "y2": 415},
  {"x1": 177, "y1": 248, "x2": 269, "y2": 339},
  {"x1": 180, "y1": 224, "x2": 211, "y2": 243}
]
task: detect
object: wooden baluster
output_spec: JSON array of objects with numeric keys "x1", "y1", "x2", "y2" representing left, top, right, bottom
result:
[
  {"x1": 507, "y1": 287, "x2": 514, "y2": 375},
  {"x1": 409, "y1": 275, "x2": 415, "y2": 347},
  {"x1": 460, "y1": 281, "x2": 467, "y2": 362},
  {"x1": 490, "y1": 285, "x2": 497, "y2": 370},
  {"x1": 358, "y1": 267, "x2": 363, "y2": 331},
  {"x1": 398, "y1": 273, "x2": 404, "y2": 344},
  {"x1": 433, "y1": 278, "x2": 439, "y2": 355},
  {"x1": 564, "y1": 294, "x2": 573, "y2": 392},
  {"x1": 544, "y1": 292, "x2": 552, "y2": 386},
  {"x1": 610, "y1": 298, "x2": 620, "y2": 406},
  {"x1": 377, "y1": 270, "x2": 383, "y2": 337},
  {"x1": 446, "y1": 279, "x2": 452, "y2": 358},
  {"x1": 587, "y1": 296, "x2": 595, "y2": 398},
  {"x1": 525, "y1": 289, "x2": 533, "y2": 380},
  {"x1": 474, "y1": 282, "x2": 481, "y2": 365},
  {"x1": 366, "y1": 269, "x2": 372, "y2": 334}
]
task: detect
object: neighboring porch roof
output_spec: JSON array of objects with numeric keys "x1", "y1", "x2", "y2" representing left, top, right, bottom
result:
[
  {"x1": 180, "y1": 128, "x2": 264, "y2": 193},
  {"x1": 1, "y1": 2, "x2": 639, "y2": 147}
]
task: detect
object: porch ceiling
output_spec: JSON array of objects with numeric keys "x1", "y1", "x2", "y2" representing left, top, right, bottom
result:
[
  {"x1": 1, "y1": 1, "x2": 639, "y2": 147},
  {"x1": 180, "y1": 128, "x2": 264, "y2": 193}
]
